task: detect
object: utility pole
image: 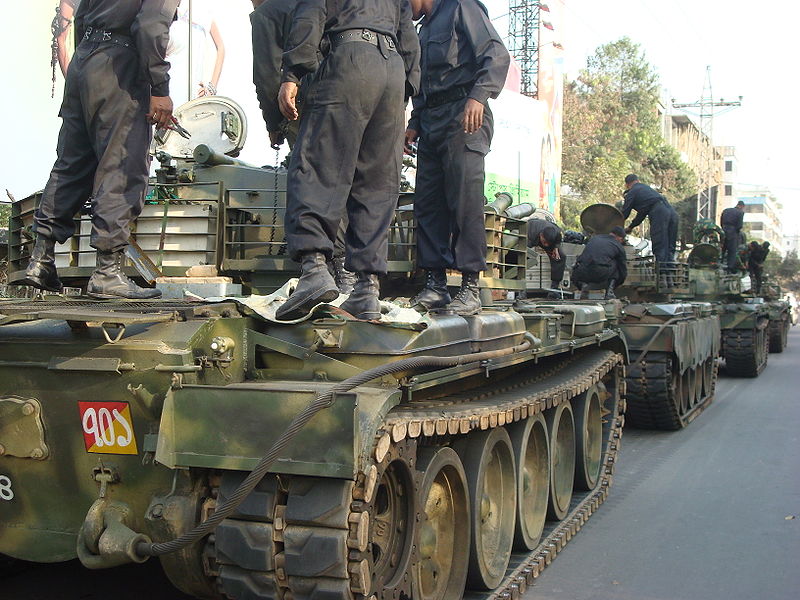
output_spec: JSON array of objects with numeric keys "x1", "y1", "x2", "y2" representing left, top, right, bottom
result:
[{"x1": 672, "y1": 66, "x2": 741, "y2": 221}]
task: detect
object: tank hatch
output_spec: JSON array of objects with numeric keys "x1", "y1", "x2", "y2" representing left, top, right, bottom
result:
[
  {"x1": 580, "y1": 203, "x2": 625, "y2": 235},
  {"x1": 153, "y1": 96, "x2": 248, "y2": 159}
]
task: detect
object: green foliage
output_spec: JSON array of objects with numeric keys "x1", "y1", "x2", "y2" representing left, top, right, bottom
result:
[
  {"x1": 561, "y1": 37, "x2": 697, "y2": 243},
  {"x1": 0, "y1": 203, "x2": 9, "y2": 229}
]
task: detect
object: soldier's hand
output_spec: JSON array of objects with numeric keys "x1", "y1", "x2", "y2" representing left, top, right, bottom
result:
[
  {"x1": 404, "y1": 129, "x2": 418, "y2": 155},
  {"x1": 624, "y1": 226, "x2": 633, "y2": 235},
  {"x1": 269, "y1": 130, "x2": 285, "y2": 150},
  {"x1": 148, "y1": 96, "x2": 174, "y2": 131},
  {"x1": 462, "y1": 98, "x2": 485, "y2": 134},
  {"x1": 279, "y1": 82, "x2": 299, "y2": 121}
]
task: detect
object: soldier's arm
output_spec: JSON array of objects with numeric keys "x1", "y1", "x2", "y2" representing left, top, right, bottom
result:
[
  {"x1": 282, "y1": 0, "x2": 327, "y2": 85},
  {"x1": 736, "y1": 209, "x2": 744, "y2": 231},
  {"x1": 251, "y1": 8, "x2": 285, "y2": 134},
  {"x1": 621, "y1": 189, "x2": 635, "y2": 220},
  {"x1": 459, "y1": 0, "x2": 511, "y2": 104},
  {"x1": 396, "y1": 0, "x2": 421, "y2": 100},
  {"x1": 132, "y1": 0, "x2": 180, "y2": 97}
]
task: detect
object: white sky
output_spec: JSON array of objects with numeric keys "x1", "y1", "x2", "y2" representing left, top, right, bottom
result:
[
  {"x1": 2, "y1": 1, "x2": 799, "y2": 235},
  {"x1": 485, "y1": 0, "x2": 800, "y2": 233}
]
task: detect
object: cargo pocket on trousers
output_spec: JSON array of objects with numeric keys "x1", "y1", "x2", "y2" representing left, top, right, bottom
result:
[{"x1": 465, "y1": 138, "x2": 490, "y2": 156}]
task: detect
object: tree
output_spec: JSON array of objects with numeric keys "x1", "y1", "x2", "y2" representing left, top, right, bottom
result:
[{"x1": 561, "y1": 37, "x2": 696, "y2": 241}]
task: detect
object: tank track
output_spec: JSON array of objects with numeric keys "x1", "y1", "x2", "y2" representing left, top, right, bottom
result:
[
  {"x1": 624, "y1": 352, "x2": 718, "y2": 430},
  {"x1": 723, "y1": 327, "x2": 768, "y2": 377},
  {"x1": 768, "y1": 317, "x2": 790, "y2": 353},
  {"x1": 205, "y1": 349, "x2": 625, "y2": 600}
]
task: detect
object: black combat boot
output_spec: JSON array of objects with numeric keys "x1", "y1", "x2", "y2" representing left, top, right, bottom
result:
[
  {"x1": 447, "y1": 272, "x2": 481, "y2": 316},
  {"x1": 410, "y1": 269, "x2": 451, "y2": 311},
  {"x1": 340, "y1": 273, "x2": 381, "y2": 320},
  {"x1": 276, "y1": 252, "x2": 339, "y2": 320},
  {"x1": 21, "y1": 235, "x2": 63, "y2": 292},
  {"x1": 330, "y1": 256, "x2": 356, "y2": 295},
  {"x1": 87, "y1": 250, "x2": 162, "y2": 299},
  {"x1": 604, "y1": 279, "x2": 616, "y2": 300}
]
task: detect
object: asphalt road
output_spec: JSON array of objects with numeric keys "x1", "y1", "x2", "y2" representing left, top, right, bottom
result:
[
  {"x1": 527, "y1": 327, "x2": 800, "y2": 600},
  {"x1": 3, "y1": 330, "x2": 798, "y2": 600}
]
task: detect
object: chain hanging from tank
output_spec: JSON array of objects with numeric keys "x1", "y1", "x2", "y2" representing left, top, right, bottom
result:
[
  {"x1": 274, "y1": 147, "x2": 287, "y2": 256},
  {"x1": 50, "y1": 6, "x2": 64, "y2": 98}
]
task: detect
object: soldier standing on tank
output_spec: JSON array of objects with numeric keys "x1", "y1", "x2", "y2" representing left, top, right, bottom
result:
[
  {"x1": 720, "y1": 200, "x2": 745, "y2": 273},
  {"x1": 405, "y1": 0, "x2": 510, "y2": 316},
  {"x1": 621, "y1": 174, "x2": 679, "y2": 264},
  {"x1": 275, "y1": 0, "x2": 420, "y2": 320},
  {"x1": 572, "y1": 226, "x2": 628, "y2": 300},
  {"x1": 24, "y1": 0, "x2": 180, "y2": 299},
  {"x1": 527, "y1": 218, "x2": 566, "y2": 290},
  {"x1": 250, "y1": 0, "x2": 357, "y2": 294},
  {"x1": 748, "y1": 240, "x2": 770, "y2": 295}
]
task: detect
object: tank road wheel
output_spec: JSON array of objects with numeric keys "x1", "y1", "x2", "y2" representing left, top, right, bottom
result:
[
  {"x1": 413, "y1": 447, "x2": 470, "y2": 600},
  {"x1": 572, "y1": 385, "x2": 603, "y2": 491},
  {"x1": 370, "y1": 459, "x2": 416, "y2": 597},
  {"x1": 546, "y1": 402, "x2": 576, "y2": 521},
  {"x1": 459, "y1": 427, "x2": 517, "y2": 590},
  {"x1": 508, "y1": 413, "x2": 550, "y2": 550}
]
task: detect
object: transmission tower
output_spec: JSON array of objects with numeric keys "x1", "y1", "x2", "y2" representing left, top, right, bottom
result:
[
  {"x1": 672, "y1": 66, "x2": 741, "y2": 221},
  {"x1": 508, "y1": 1, "x2": 543, "y2": 97}
]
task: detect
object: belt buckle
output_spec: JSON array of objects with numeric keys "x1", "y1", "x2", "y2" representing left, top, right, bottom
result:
[
  {"x1": 361, "y1": 29, "x2": 373, "y2": 42},
  {"x1": 102, "y1": 31, "x2": 111, "y2": 41}
]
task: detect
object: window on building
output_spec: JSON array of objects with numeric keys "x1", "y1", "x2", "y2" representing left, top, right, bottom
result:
[
  {"x1": 725, "y1": 160, "x2": 733, "y2": 172},
  {"x1": 750, "y1": 222, "x2": 764, "y2": 230},
  {"x1": 725, "y1": 185, "x2": 732, "y2": 196}
]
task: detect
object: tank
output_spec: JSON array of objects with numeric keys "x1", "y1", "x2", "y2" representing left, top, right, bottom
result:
[
  {"x1": 760, "y1": 276, "x2": 792, "y2": 353},
  {"x1": 683, "y1": 234, "x2": 770, "y2": 377},
  {"x1": 1, "y1": 100, "x2": 627, "y2": 599},
  {"x1": 525, "y1": 204, "x2": 721, "y2": 431}
]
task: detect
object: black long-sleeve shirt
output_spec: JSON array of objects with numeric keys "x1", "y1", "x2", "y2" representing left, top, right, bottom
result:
[
  {"x1": 74, "y1": 0, "x2": 178, "y2": 97},
  {"x1": 408, "y1": 0, "x2": 509, "y2": 130},
  {"x1": 527, "y1": 218, "x2": 561, "y2": 249},
  {"x1": 281, "y1": 0, "x2": 420, "y2": 97},
  {"x1": 575, "y1": 234, "x2": 628, "y2": 285},
  {"x1": 621, "y1": 182, "x2": 670, "y2": 229},
  {"x1": 720, "y1": 206, "x2": 744, "y2": 231},
  {"x1": 251, "y1": 0, "x2": 295, "y2": 134}
]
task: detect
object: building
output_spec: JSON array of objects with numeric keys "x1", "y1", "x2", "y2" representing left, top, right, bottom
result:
[
  {"x1": 657, "y1": 99, "x2": 724, "y2": 218},
  {"x1": 737, "y1": 187, "x2": 784, "y2": 255},
  {"x1": 717, "y1": 146, "x2": 737, "y2": 224},
  {"x1": 784, "y1": 233, "x2": 800, "y2": 256}
]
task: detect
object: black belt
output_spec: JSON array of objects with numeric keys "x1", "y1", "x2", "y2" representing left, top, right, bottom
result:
[
  {"x1": 425, "y1": 84, "x2": 474, "y2": 109},
  {"x1": 81, "y1": 27, "x2": 134, "y2": 48},
  {"x1": 330, "y1": 29, "x2": 396, "y2": 52}
]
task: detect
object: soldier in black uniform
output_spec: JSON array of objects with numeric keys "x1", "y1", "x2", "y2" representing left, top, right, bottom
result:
[
  {"x1": 527, "y1": 218, "x2": 565, "y2": 289},
  {"x1": 622, "y1": 174, "x2": 679, "y2": 264},
  {"x1": 720, "y1": 200, "x2": 745, "y2": 273},
  {"x1": 24, "y1": 0, "x2": 179, "y2": 299},
  {"x1": 251, "y1": 0, "x2": 298, "y2": 148},
  {"x1": 251, "y1": 0, "x2": 356, "y2": 294},
  {"x1": 572, "y1": 226, "x2": 628, "y2": 300},
  {"x1": 406, "y1": 0, "x2": 510, "y2": 315},
  {"x1": 275, "y1": 0, "x2": 420, "y2": 320},
  {"x1": 748, "y1": 240, "x2": 770, "y2": 295}
]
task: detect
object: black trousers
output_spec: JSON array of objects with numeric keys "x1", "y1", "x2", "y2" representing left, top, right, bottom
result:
[
  {"x1": 649, "y1": 203, "x2": 678, "y2": 263},
  {"x1": 285, "y1": 41, "x2": 405, "y2": 274},
  {"x1": 572, "y1": 263, "x2": 621, "y2": 289},
  {"x1": 722, "y1": 226, "x2": 740, "y2": 272},
  {"x1": 414, "y1": 100, "x2": 493, "y2": 273},
  {"x1": 34, "y1": 42, "x2": 151, "y2": 252},
  {"x1": 749, "y1": 263, "x2": 763, "y2": 294},
  {"x1": 549, "y1": 252, "x2": 566, "y2": 284}
]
